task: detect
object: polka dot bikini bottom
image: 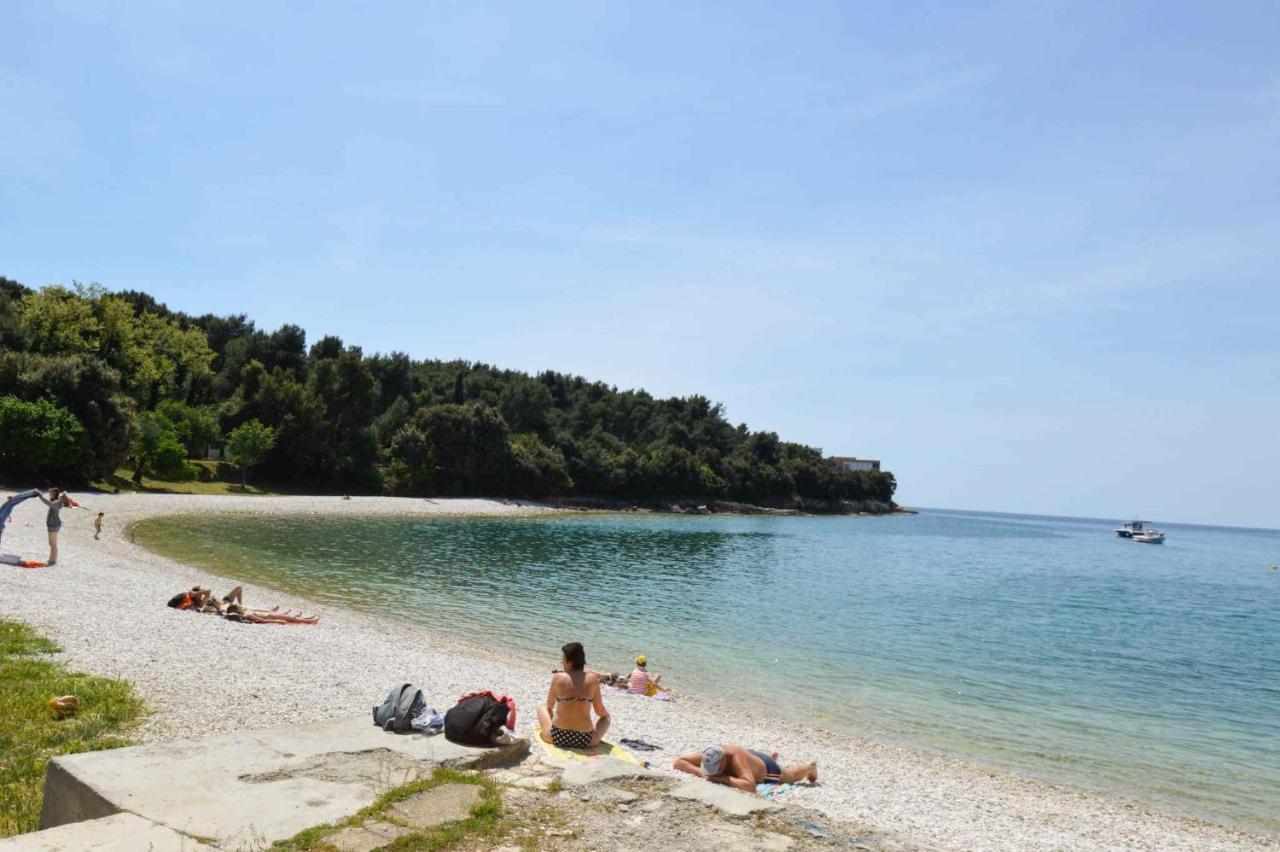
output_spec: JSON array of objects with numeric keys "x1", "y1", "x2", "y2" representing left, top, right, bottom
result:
[{"x1": 550, "y1": 726, "x2": 593, "y2": 749}]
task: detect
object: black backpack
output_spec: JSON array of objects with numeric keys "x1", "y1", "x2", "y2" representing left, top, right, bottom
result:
[
  {"x1": 373, "y1": 683, "x2": 426, "y2": 733},
  {"x1": 444, "y1": 695, "x2": 509, "y2": 746}
]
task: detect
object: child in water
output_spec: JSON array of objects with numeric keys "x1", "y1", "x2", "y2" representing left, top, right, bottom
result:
[{"x1": 94, "y1": 512, "x2": 104, "y2": 540}]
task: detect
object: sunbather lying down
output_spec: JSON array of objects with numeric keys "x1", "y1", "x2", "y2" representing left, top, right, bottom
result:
[
  {"x1": 166, "y1": 586, "x2": 318, "y2": 625},
  {"x1": 674, "y1": 744, "x2": 817, "y2": 793}
]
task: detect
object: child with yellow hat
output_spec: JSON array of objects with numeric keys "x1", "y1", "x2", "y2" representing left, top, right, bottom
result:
[{"x1": 628, "y1": 654, "x2": 663, "y2": 697}]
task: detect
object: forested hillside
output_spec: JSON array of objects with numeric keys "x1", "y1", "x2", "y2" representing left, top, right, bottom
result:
[{"x1": 0, "y1": 278, "x2": 895, "y2": 510}]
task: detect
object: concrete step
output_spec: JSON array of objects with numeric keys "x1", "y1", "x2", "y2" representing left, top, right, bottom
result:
[
  {"x1": 37, "y1": 716, "x2": 528, "y2": 850},
  {"x1": 0, "y1": 812, "x2": 208, "y2": 851}
]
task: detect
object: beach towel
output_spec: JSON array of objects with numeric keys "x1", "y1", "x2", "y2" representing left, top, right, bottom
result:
[
  {"x1": 532, "y1": 721, "x2": 641, "y2": 766},
  {"x1": 609, "y1": 685, "x2": 676, "y2": 702},
  {"x1": 757, "y1": 782, "x2": 796, "y2": 799},
  {"x1": 0, "y1": 553, "x2": 46, "y2": 568},
  {"x1": 0, "y1": 489, "x2": 39, "y2": 537}
]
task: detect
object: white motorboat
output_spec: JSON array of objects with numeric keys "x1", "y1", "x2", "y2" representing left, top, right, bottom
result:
[
  {"x1": 1132, "y1": 529, "x2": 1165, "y2": 544},
  {"x1": 1115, "y1": 520, "x2": 1149, "y2": 538}
]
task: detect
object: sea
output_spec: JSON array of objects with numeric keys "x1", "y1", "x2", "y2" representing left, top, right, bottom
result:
[{"x1": 134, "y1": 508, "x2": 1280, "y2": 836}]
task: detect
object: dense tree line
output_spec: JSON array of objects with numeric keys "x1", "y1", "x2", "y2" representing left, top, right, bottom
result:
[{"x1": 0, "y1": 278, "x2": 896, "y2": 508}]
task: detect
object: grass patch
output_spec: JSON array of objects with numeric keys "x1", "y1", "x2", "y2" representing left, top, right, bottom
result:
[
  {"x1": 273, "y1": 767, "x2": 509, "y2": 851},
  {"x1": 92, "y1": 466, "x2": 280, "y2": 496},
  {"x1": 0, "y1": 619, "x2": 145, "y2": 837},
  {"x1": 613, "y1": 776, "x2": 672, "y2": 796}
]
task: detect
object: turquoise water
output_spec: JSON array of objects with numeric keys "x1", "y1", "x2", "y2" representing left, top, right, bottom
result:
[{"x1": 136, "y1": 509, "x2": 1280, "y2": 835}]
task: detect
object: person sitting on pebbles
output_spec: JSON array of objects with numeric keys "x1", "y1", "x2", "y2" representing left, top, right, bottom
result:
[
  {"x1": 628, "y1": 654, "x2": 664, "y2": 696},
  {"x1": 674, "y1": 744, "x2": 817, "y2": 793}
]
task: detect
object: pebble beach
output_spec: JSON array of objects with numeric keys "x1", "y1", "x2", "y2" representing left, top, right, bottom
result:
[{"x1": 0, "y1": 491, "x2": 1273, "y2": 852}]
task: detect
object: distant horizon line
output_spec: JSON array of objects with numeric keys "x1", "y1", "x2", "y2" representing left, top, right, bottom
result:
[{"x1": 911, "y1": 505, "x2": 1279, "y2": 535}]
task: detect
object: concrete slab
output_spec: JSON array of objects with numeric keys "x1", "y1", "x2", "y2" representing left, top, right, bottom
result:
[
  {"x1": 667, "y1": 778, "x2": 781, "y2": 818},
  {"x1": 510, "y1": 774, "x2": 557, "y2": 791},
  {"x1": 689, "y1": 821, "x2": 795, "y2": 850},
  {"x1": 559, "y1": 758, "x2": 656, "y2": 787},
  {"x1": 39, "y1": 716, "x2": 527, "y2": 850},
  {"x1": 387, "y1": 783, "x2": 481, "y2": 829},
  {"x1": 327, "y1": 820, "x2": 410, "y2": 852},
  {"x1": 0, "y1": 812, "x2": 207, "y2": 851}
]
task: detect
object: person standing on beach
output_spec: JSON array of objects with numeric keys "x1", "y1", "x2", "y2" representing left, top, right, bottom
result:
[
  {"x1": 37, "y1": 488, "x2": 80, "y2": 566},
  {"x1": 94, "y1": 512, "x2": 104, "y2": 540}
]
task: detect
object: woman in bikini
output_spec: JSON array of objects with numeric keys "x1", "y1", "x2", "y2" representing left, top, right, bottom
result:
[
  {"x1": 537, "y1": 642, "x2": 610, "y2": 749},
  {"x1": 166, "y1": 585, "x2": 318, "y2": 624}
]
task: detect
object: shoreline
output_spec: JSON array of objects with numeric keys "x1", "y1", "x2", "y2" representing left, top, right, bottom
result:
[{"x1": 0, "y1": 492, "x2": 1273, "y2": 851}]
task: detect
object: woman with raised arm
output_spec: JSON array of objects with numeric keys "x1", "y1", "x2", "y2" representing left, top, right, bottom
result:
[{"x1": 37, "y1": 488, "x2": 83, "y2": 566}]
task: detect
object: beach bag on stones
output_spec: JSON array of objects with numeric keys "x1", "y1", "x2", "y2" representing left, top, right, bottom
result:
[
  {"x1": 373, "y1": 683, "x2": 426, "y2": 733},
  {"x1": 444, "y1": 694, "x2": 509, "y2": 746}
]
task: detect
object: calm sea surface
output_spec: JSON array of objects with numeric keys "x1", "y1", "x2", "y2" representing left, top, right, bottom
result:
[{"x1": 135, "y1": 509, "x2": 1280, "y2": 835}]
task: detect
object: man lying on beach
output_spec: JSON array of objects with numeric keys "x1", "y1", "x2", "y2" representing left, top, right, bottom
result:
[
  {"x1": 674, "y1": 744, "x2": 817, "y2": 793},
  {"x1": 167, "y1": 586, "x2": 318, "y2": 624}
]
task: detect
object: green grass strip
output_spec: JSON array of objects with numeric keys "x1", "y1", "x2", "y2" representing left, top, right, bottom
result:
[
  {"x1": 274, "y1": 766, "x2": 508, "y2": 851},
  {"x1": 0, "y1": 619, "x2": 145, "y2": 837}
]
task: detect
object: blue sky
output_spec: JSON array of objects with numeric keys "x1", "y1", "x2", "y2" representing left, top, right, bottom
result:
[{"x1": 3, "y1": 2, "x2": 1278, "y2": 526}]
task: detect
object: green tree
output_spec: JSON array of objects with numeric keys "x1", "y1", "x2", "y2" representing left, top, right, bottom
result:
[
  {"x1": 0, "y1": 352, "x2": 136, "y2": 481},
  {"x1": 0, "y1": 276, "x2": 30, "y2": 350},
  {"x1": 266, "y1": 324, "x2": 307, "y2": 376},
  {"x1": 21, "y1": 286, "x2": 215, "y2": 407},
  {"x1": 0, "y1": 396, "x2": 89, "y2": 478},
  {"x1": 500, "y1": 378, "x2": 553, "y2": 435},
  {"x1": 508, "y1": 433, "x2": 573, "y2": 496},
  {"x1": 310, "y1": 348, "x2": 379, "y2": 484},
  {"x1": 130, "y1": 412, "x2": 192, "y2": 482},
  {"x1": 0, "y1": 277, "x2": 898, "y2": 508},
  {"x1": 452, "y1": 370, "x2": 466, "y2": 404},
  {"x1": 95, "y1": 294, "x2": 214, "y2": 405},
  {"x1": 412, "y1": 402, "x2": 511, "y2": 495},
  {"x1": 226, "y1": 419, "x2": 276, "y2": 488},
  {"x1": 155, "y1": 401, "x2": 221, "y2": 457},
  {"x1": 384, "y1": 424, "x2": 434, "y2": 495},
  {"x1": 19, "y1": 284, "x2": 101, "y2": 355}
]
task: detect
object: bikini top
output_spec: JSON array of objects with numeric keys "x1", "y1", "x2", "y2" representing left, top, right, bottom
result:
[{"x1": 556, "y1": 694, "x2": 592, "y2": 703}]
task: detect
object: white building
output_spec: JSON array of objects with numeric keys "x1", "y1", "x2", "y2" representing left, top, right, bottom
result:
[{"x1": 830, "y1": 456, "x2": 880, "y2": 472}]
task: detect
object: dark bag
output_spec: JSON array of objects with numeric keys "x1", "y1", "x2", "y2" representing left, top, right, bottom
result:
[
  {"x1": 444, "y1": 695, "x2": 510, "y2": 746},
  {"x1": 373, "y1": 683, "x2": 426, "y2": 733}
]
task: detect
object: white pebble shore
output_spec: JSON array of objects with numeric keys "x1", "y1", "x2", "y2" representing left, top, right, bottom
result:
[{"x1": 0, "y1": 492, "x2": 1273, "y2": 851}]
